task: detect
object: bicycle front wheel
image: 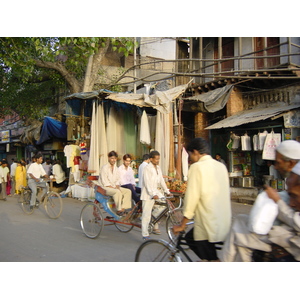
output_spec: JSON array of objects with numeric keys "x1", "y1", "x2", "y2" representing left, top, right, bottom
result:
[
  {"x1": 166, "y1": 208, "x2": 187, "y2": 244},
  {"x1": 20, "y1": 189, "x2": 34, "y2": 215},
  {"x1": 80, "y1": 203, "x2": 104, "y2": 239},
  {"x1": 135, "y1": 239, "x2": 181, "y2": 262},
  {"x1": 44, "y1": 191, "x2": 63, "y2": 219}
]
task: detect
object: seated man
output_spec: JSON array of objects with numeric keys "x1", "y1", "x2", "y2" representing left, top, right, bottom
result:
[
  {"x1": 98, "y1": 151, "x2": 132, "y2": 216},
  {"x1": 220, "y1": 161, "x2": 300, "y2": 262},
  {"x1": 27, "y1": 154, "x2": 49, "y2": 209},
  {"x1": 119, "y1": 153, "x2": 141, "y2": 204}
]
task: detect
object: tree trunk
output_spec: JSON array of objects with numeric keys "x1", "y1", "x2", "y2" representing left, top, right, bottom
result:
[{"x1": 86, "y1": 39, "x2": 111, "y2": 91}]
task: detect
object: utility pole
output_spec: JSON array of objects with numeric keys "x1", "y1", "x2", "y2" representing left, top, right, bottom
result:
[{"x1": 134, "y1": 37, "x2": 137, "y2": 93}]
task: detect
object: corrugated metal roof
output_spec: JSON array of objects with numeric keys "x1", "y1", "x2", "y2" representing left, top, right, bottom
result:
[{"x1": 205, "y1": 102, "x2": 300, "y2": 129}]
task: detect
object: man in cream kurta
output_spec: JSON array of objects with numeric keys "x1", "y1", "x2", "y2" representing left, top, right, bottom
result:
[
  {"x1": 174, "y1": 138, "x2": 231, "y2": 261},
  {"x1": 99, "y1": 151, "x2": 131, "y2": 214}
]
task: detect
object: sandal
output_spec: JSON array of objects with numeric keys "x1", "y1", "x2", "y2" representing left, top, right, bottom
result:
[
  {"x1": 152, "y1": 229, "x2": 161, "y2": 235},
  {"x1": 117, "y1": 210, "x2": 126, "y2": 216}
]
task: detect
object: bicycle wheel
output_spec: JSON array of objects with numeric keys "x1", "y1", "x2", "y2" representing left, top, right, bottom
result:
[
  {"x1": 80, "y1": 202, "x2": 104, "y2": 238},
  {"x1": 166, "y1": 208, "x2": 189, "y2": 245},
  {"x1": 20, "y1": 189, "x2": 34, "y2": 215},
  {"x1": 44, "y1": 191, "x2": 63, "y2": 219},
  {"x1": 135, "y1": 239, "x2": 181, "y2": 262}
]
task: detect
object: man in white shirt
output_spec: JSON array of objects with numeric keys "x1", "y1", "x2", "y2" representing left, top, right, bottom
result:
[
  {"x1": 0, "y1": 162, "x2": 5, "y2": 200},
  {"x1": 10, "y1": 158, "x2": 17, "y2": 195},
  {"x1": 27, "y1": 154, "x2": 49, "y2": 209},
  {"x1": 119, "y1": 154, "x2": 141, "y2": 204},
  {"x1": 138, "y1": 154, "x2": 149, "y2": 189},
  {"x1": 141, "y1": 151, "x2": 171, "y2": 240},
  {"x1": 98, "y1": 151, "x2": 132, "y2": 215}
]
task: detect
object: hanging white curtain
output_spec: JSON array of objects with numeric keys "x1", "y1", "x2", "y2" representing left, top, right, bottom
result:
[
  {"x1": 106, "y1": 106, "x2": 118, "y2": 154},
  {"x1": 88, "y1": 101, "x2": 98, "y2": 174},
  {"x1": 98, "y1": 102, "x2": 108, "y2": 170},
  {"x1": 182, "y1": 146, "x2": 189, "y2": 181},
  {"x1": 116, "y1": 109, "x2": 125, "y2": 159},
  {"x1": 140, "y1": 110, "x2": 151, "y2": 145}
]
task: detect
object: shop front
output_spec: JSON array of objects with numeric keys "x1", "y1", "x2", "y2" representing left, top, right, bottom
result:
[{"x1": 206, "y1": 102, "x2": 300, "y2": 203}]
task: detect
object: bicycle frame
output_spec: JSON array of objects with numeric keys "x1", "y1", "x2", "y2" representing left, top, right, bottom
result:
[
  {"x1": 174, "y1": 233, "x2": 193, "y2": 262},
  {"x1": 149, "y1": 197, "x2": 179, "y2": 228}
]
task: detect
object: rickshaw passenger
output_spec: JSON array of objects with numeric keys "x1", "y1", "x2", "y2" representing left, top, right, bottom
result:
[
  {"x1": 119, "y1": 153, "x2": 141, "y2": 204},
  {"x1": 98, "y1": 151, "x2": 131, "y2": 216}
]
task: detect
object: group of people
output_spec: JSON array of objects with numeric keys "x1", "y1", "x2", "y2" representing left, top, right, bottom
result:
[
  {"x1": 175, "y1": 138, "x2": 300, "y2": 262},
  {"x1": 95, "y1": 137, "x2": 300, "y2": 262},
  {"x1": 0, "y1": 158, "x2": 27, "y2": 200},
  {"x1": 2, "y1": 136, "x2": 300, "y2": 261},
  {"x1": 96, "y1": 150, "x2": 171, "y2": 240},
  {"x1": 0, "y1": 154, "x2": 66, "y2": 209}
]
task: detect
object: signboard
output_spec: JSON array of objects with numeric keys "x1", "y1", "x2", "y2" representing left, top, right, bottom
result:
[
  {"x1": 284, "y1": 110, "x2": 300, "y2": 128},
  {"x1": 0, "y1": 130, "x2": 10, "y2": 143}
]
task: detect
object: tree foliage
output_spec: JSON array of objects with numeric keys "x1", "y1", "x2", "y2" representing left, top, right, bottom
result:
[{"x1": 0, "y1": 37, "x2": 135, "y2": 120}]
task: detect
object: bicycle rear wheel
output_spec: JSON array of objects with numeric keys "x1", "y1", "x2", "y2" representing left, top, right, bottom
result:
[
  {"x1": 20, "y1": 189, "x2": 34, "y2": 215},
  {"x1": 44, "y1": 191, "x2": 63, "y2": 219},
  {"x1": 80, "y1": 202, "x2": 104, "y2": 239},
  {"x1": 135, "y1": 239, "x2": 181, "y2": 262}
]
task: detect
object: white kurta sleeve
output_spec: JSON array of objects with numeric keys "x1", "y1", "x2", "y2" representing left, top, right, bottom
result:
[{"x1": 277, "y1": 199, "x2": 300, "y2": 232}]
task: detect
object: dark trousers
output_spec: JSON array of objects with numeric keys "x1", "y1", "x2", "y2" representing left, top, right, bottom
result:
[
  {"x1": 0, "y1": 182, "x2": 7, "y2": 200},
  {"x1": 185, "y1": 228, "x2": 219, "y2": 261},
  {"x1": 121, "y1": 184, "x2": 141, "y2": 203}
]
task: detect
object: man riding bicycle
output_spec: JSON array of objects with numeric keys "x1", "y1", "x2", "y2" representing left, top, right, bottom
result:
[{"x1": 27, "y1": 154, "x2": 50, "y2": 209}]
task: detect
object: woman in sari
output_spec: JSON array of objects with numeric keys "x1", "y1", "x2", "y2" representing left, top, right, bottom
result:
[{"x1": 15, "y1": 161, "x2": 27, "y2": 194}]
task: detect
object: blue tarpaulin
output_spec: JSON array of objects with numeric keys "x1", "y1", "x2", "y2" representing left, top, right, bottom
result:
[{"x1": 36, "y1": 117, "x2": 67, "y2": 145}]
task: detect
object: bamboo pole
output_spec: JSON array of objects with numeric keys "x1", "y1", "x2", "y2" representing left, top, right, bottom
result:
[
  {"x1": 175, "y1": 97, "x2": 183, "y2": 181},
  {"x1": 169, "y1": 110, "x2": 175, "y2": 177}
]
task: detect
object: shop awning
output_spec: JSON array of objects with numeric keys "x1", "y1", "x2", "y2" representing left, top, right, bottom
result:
[
  {"x1": 187, "y1": 84, "x2": 233, "y2": 113},
  {"x1": 36, "y1": 117, "x2": 67, "y2": 144},
  {"x1": 205, "y1": 102, "x2": 300, "y2": 129},
  {"x1": 107, "y1": 83, "x2": 189, "y2": 114}
]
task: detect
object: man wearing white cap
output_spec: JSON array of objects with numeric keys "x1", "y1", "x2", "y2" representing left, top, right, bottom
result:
[
  {"x1": 264, "y1": 161, "x2": 300, "y2": 260},
  {"x1": 275, "y1": 140, "x2": 300, "y2": 178},
  {"x1": 220, "y1": 160, "x2": 300, "y2": 262}
]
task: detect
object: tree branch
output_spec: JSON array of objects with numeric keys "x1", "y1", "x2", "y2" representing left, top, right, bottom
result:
[{"x1": 34, "y1": 59, "x2": 82, "y2": 93}]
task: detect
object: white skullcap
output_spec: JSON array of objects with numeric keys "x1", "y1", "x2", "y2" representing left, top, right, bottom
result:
[
  {"x1": 276, "y1": 140, "x2": 300, "y2": 160},
  {"x1": 292, "y1": 161, "x2": 300, "y2": 176}
]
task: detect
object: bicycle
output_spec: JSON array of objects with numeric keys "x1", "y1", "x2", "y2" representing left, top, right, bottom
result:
[
  {"x1": 79, "y1": 183, "x2": 184, "y2": 240},
  {"x1": 19, "y1": 179, "x2": 63, "y2": 219},
  {"x1": 135, "y1": 228, "x2": 223, "y2": 262}
]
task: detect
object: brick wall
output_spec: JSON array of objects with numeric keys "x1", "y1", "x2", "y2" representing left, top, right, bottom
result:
[
  {"x1": 226, "y1": 87, "x2": 244, "y2": 117},
  {"x1": 195, "y1": 112, "x2": 209, "y2": 140}
]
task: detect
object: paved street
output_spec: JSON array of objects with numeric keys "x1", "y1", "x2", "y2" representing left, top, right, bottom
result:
[{"x1": 0, "y1": 194, "x2": 252, "y2": 262}]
